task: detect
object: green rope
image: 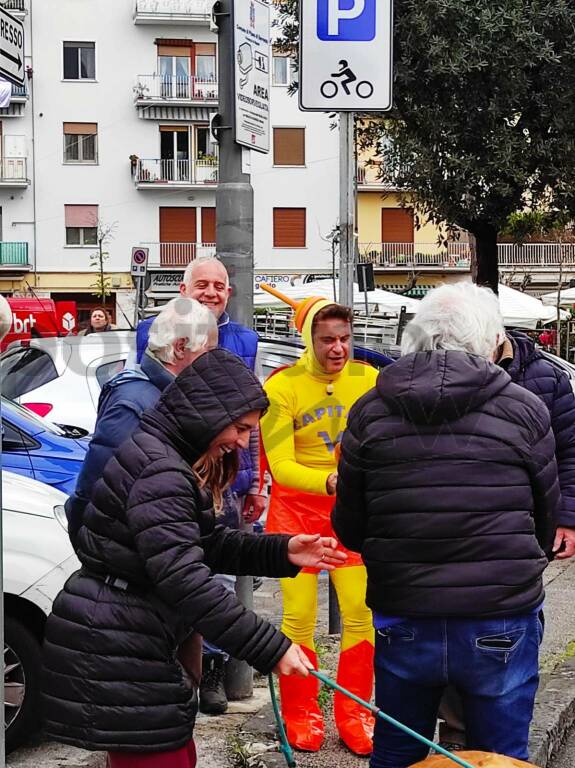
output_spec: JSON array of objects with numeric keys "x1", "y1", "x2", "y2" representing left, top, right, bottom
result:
[
  {"x1": 311, "y1": 670, "x2": 477, "y2": 768},
  {"x1": 268, "y1": 673, "x2": 297, "y2": 768}
]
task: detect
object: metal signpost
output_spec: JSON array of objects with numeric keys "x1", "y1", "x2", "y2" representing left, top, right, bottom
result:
[
  {"x1": 131, "y1": 247, "x2": 149, "y2": 326},
  {"x1": 0, "y1": 6, "x2": 24, "y2": 87},
  {"x1": 299, "y1": 0, "x2": 393, "y2": 311},
  {"x1": 213, "y1": 0, "x2": 271, "y2": 699}
]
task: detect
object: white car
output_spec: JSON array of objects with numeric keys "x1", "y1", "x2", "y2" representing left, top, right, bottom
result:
[
  {"x1": 1, "y1": 331, "x2": 135, "y2": 433},
  {"x1": 3, "y1": 471, "x2": 79, "y2": 752}
]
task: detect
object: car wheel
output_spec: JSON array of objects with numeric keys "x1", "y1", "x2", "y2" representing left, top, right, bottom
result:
[{"x1": 5, "y1": 616, "x2": 42, "y2": 753}]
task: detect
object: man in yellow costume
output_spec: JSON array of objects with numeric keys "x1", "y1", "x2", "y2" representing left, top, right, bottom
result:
[{"x1": 260, "y1": 289, "x2": 378, "y2": 755}]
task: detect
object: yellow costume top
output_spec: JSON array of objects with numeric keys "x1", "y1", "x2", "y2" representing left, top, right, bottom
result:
[{"x1": 261, "y1": 300, "x2": 378, "y2": 496}]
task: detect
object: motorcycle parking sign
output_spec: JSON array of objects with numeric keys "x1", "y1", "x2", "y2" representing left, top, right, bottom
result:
[{"x1": 300, "y1": 0, "x2": 393, "y2": 112}]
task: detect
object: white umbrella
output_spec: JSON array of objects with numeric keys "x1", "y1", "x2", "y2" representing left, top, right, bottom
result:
[
  {"x1": 497, "y1": 284, "x2": 567, "y2": 328},
  {"x1": 540, "y1": 287, "x2": 575, "y2": 308},
  {"x1": 254, "y1": 279, "x2": 420, "y2": 314}
]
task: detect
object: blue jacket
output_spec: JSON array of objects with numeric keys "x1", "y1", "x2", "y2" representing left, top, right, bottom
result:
[
  {"x1": 65, "y1": 352, "x2": 173, "y2": 546},
  {"x1": 503, "y1": 331, "x2": 575, "y2": 528},
  {"x1": 135, "y1": 311, "x2": 260, "y2": 497}
]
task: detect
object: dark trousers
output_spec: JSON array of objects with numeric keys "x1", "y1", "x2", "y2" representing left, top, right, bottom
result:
[{"x1": 370, "y1": 615, "x2": 543, "y2": 768}]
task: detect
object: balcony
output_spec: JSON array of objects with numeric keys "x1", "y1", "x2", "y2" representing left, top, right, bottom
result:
[
  {"x1": 359, "y1": 243, "x2": 472, "y2": 270},
  {"x1": 0, "y1": 242, "x2": 30, "y2": 271},
  {"x1": 498, "y1": 243, "x2": 575, "y2": 269},
  {"x1": 134, "y1": 74, "x2": 218, "y2": 106},
  {"x1": 10, "y1": 83, "x2": 28, "y2": 103},
  {"x1": 0, "y1": 0, "x2": 26, "y2": 17},
  {"x1": 357, "y1": 161, "x2": 399, "y2": 190},
  {"x1": 145, "y1": 242, "x2": 216, "y2": 268},
  {"x1": 135, "y1": 158, "x2": 218, "y2": 189},
  {"x1": 0, "y1": 157, "x2": 29, "y2": 187},
  {"x1": 133, "y1": 0, "x2": 211, "y2": 25}
]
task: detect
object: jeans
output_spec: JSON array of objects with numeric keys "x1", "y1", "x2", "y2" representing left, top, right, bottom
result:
[{"x1": 370, "y1": 614, "x2": 543, "y2": 768}]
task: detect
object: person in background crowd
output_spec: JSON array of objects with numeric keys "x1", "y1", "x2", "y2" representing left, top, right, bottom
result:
[
  {"x1": 42, "y1": 348, "x2": 347, "y2": 768},
  {"x1": 438, "y1": 321, "x2": 575, "y2": 750},
  {"x1": 260, "y1": 295, "x2": 378, "y2": 755},
  {"x1": 79, "y1": 306, "x2": 115, "y2": 335},
  {"x1": 65, "y1": 298, "x2": 217, "y2": 548},
  {"x1": 137, "y1": 257, "x2": 265, "y2": 716},
  {"x1": 333, "y1": 283, "x2": 559, "y2": 768}
]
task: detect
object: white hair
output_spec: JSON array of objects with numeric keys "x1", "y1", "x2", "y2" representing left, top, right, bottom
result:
[
  {"x1": 182, "y1": 257, "x2": 230, "y2": 289},
  {"x1": 401, "y1": 282, "x2": 505, "y2": 360},
  {"x1": 147, "y1": 297, "x2": 217, "y2": 364}
]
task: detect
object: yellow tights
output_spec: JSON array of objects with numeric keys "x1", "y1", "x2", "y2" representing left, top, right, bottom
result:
[{"x1": 280, "y1": 566, "x2": 374, "y2": 652}]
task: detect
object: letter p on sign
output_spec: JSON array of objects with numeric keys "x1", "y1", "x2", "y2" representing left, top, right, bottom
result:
[{"x1": 318, "y1": 0, "x2": 376, "y2": 41}]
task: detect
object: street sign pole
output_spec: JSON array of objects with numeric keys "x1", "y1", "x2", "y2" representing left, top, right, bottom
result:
[{"x1": 339, "y1": 112, "x2": 356, "y2": 313}]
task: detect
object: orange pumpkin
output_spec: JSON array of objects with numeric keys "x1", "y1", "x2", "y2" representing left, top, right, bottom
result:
[{"x1": 409, "y1": 752, "x2": 539, "y2": 768}]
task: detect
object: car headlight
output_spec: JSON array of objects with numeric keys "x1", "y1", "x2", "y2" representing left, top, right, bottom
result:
[{"x1": 54, "y1": 504, "x2": 68, "y2": 532}]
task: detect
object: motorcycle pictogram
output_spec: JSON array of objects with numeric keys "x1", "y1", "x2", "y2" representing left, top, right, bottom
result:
[{"x1": 320, "y1": 60, "x2": 374, "y2": 99}]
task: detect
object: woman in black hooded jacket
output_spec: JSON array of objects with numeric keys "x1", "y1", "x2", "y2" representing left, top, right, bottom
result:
[{"x1": 42, "y1": 348, "x2": 345, "y2": 768}]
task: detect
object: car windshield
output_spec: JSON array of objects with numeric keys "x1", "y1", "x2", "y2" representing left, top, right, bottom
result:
[
  {"x1": 1, "y1": 396, "x2": 67, "y2": 437},
  {"x1": 0, "y1": 347, "x2": 59, "y2": 400}
]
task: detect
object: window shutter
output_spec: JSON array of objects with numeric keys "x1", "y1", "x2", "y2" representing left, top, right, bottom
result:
[
  {"x1": 64, "y1": 122, "x2": 97, "y2": 135},
  {"x1": 381, "y1": 208, "x2": 414, "y2": 243},
  {"x1": 195, "y1": 43, "x2": 216, "y2": 55},
  {"x1": 273, "y1": 128, "x2": 305, "y2": 166},
  {"x1": 273, "y1": 208, "x2": 306, "y2": 248},
  {"x1": 160, "y1": 207, "x2": 197, "y2": 242},
  {"x1": 65, "y1": 204, "x2": 98, "y2": 228},
  {"x1": 201, "y1": 208, "x2": 216, "y2": 244}
]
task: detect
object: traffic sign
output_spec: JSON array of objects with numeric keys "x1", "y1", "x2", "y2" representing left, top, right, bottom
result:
[
  {"x1": 233, "y1": 0, "x2": 271, "y2": 154},
  {"x1": 130, "y1": 247, "x2": 149, "y2": 277},
  {"x1": 300, "y1": 0, "x2": 393, "y2": 112},
  {"x1": 0, "y1": 6, "x2": 24, "y2": 87}
]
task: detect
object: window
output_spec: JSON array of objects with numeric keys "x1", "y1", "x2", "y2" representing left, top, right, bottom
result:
[
  {"x1": 65, "y1": 204, "x2": 98, "y2": 246},
  {"x1": 63, "y1": 42, "x2": 96, "y2": 80},
  {"x1": 273, "y1": 208, "x2": 306, "y2": 248},
  {"x1": 63, "y1": 123, "x2": 97, "y2": 163},
  {"x1": 0, "y1": 347, "x2": 59, "y2": 400},
  {"x1": 273, "y1": 128, "x2": 305, "y2": 166},
  {"x1": 273, "y1": 55, "x2": 289, "y2": 86}
]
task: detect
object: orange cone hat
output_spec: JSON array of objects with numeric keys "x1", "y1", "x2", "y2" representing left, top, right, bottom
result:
[{"x1": 259, "y1": 283, "x2": 327, "y2": 333}]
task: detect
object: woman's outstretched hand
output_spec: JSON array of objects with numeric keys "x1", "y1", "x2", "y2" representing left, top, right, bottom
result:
[
  {"x1": 273, "y1": 643, "x2": 314, "y2": 677},
  {"x1": 287, "y1": 533, "x2": 347, "y2": 570}
]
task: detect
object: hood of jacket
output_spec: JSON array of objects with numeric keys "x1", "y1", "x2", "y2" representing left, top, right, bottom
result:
[
  {"x1": 140, "y1": 347, "x2": 269, "y2": 464},
  {"x1": 503, "y1": 330, "x2": 542, "y2": 381},
  {"x1": 377, "y1": 350, "x2": 511, "y2": 424}
]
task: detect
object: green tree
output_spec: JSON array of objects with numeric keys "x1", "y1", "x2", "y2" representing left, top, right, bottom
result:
[{"x1": 275, "y1": 0, "x2": 575, "y2": 292}]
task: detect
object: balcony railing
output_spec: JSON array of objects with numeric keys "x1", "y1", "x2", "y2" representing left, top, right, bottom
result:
[
  {"x1": 359, "y1": 243, "x2": 472, "y2": 268},
  {"x1": 134, "y1": 74, "x2": 218, "y2": 103},
  {"x1": 0, "y1": 242, "x2": 29, "y2": 267},
  {"x1": 135, "y1": 158, "x2": 218, "y2": 186},
  {"x1": 144, "y1": 242, "x2": 216, "y2": 268},
  {"x1": 357, "y1": 162, "x2": 384, "y2": 186},
  {"x1": 134, "y1": 0, "x2": 210, "y2": 24},
  {"x1": 0, "y1": 157, "x2": 28, "y2": 183},
  {"x1": 498, "y1": 243, "x2": 575, "y2": 268},
  {"x1": 10, "y1": 83, "x2": 27, "y2": 100}
]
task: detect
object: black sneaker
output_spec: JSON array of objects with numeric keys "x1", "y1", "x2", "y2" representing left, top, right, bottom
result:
[{"x1": 199, "y1": 654, "x2": 228, "y2": 715}]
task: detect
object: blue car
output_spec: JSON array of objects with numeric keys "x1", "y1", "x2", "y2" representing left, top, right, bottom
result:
[{"x1": 1, "y1": 397, "x2": 87, "y2": 495}]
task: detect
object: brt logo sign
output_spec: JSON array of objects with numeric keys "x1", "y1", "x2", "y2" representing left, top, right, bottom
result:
[{"x1": 317, "y1": 0, "x2": 376, "y2": 41}]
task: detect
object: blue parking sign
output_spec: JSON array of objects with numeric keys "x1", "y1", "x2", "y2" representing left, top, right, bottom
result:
[{"x1": 317, "y1": 0, "x2": 376, "y2": 41}]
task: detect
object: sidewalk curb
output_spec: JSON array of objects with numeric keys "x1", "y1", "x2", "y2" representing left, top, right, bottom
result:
[
  {"x1": 239, "y1": 657, "x2": 575, "y2": 768},
  {"x1": 529, "y1": 655, "x2": 575, "y2": 767}
]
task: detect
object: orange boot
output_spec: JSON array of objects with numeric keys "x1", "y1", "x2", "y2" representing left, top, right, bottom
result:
[
  {"x1": 278, "y1": 646, "x2": 324, "y2": 752},
  {"x1": 334, "y1": 640, "x2": 375, "y2": 755}
]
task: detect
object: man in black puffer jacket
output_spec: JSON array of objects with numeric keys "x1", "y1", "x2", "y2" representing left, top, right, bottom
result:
[
  {"x1": 332, "y1": 283, "x2": 560, "y2": 768},
  {"x1": 41, "y1": 348, "x2": 346, "y2": 766},
  {"x1": 499, "y1": 330, "x2": 575, "y2": 558}
]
